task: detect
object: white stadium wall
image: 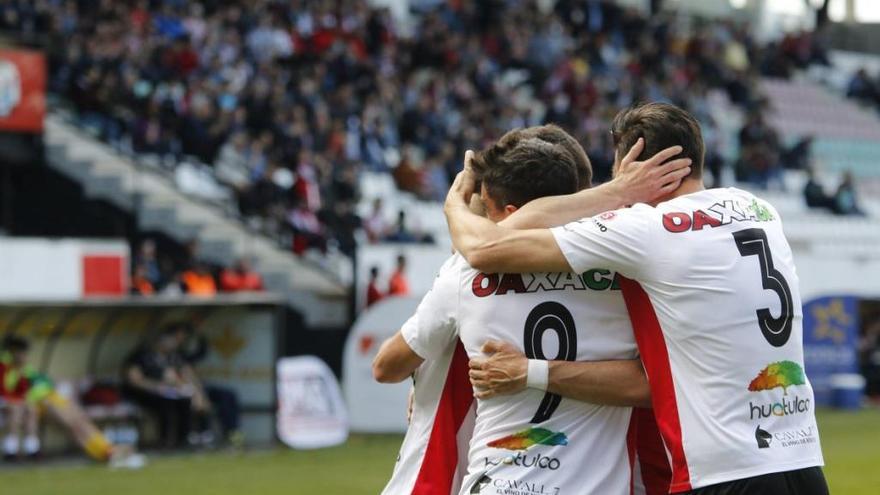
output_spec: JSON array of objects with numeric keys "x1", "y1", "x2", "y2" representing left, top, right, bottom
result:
[
  {"x1": 795, "y1": 252, "x2": 880, "y2": 301},
  {"x1": 0, "y1": 237, "x2": 129, "y2": 300}
]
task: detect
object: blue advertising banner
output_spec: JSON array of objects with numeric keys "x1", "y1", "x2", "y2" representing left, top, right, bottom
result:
[{"x1": 802, "y1": 296, "x2": 860, "y2": 405}]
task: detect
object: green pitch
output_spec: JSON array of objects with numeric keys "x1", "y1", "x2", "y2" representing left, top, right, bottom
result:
[{"x1": 2, "y1": 409, "x2": 878, "y2": 495}]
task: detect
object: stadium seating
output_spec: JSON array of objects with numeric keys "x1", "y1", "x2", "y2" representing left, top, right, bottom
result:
[
  {"x1": 761, "y1": 78, "x2": 880, "y2": 141},
  {"x1": 45, "y1": 114, "x2": 349, "y2": 326}
]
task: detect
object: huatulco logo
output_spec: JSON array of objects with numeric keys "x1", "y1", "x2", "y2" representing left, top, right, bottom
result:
[
  {"x1": 484, "y1": 427, "x2": 568, "y2": 471},
  {"x1": 747, "y1": 361, "x2": 811, "y2": 420}
]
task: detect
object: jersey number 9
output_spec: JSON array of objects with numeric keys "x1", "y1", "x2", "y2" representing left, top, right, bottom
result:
[{"x1": 524, "y1": 301, "x2": 577, "y2": 423}]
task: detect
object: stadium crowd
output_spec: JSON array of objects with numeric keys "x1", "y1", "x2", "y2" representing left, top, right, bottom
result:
[
  {"x1": 847, "y1": 66, "x2": 880, "y2": 111},
  {"x1": 2, "y1": 0, "x2": 847, "y2": 260},
  {"x1": 803, "y1": 168, "x2": 866, "y2": 216},
  {"x1": 365, "y1": 254, "x2": 410, "y2": 308},
  {"x1": 130, "y1": 238, "x2": 265, "y2": 296}
]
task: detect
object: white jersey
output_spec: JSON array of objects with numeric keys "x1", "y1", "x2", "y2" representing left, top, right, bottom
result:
[
  {"x1": 551, "y1": 187, "x2": 824, "y2": 492},
  {"x1": 381, "y1": 333, "x2": 475, "y2": 495},
  {"x1": 403, "y1": 255, "x2": 640, "y2": 495}
]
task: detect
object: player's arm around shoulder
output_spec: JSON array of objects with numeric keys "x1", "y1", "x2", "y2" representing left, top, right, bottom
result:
[
  {"x1": 443, "y1": 157, "x2": 572, "y2": 274},
  {"x1": 500, "y1": 139, "x2": 691, "y2": 230},
  {"x1": 469, "y1": 340, "x2": 651, "y2": 407},
  {"x1": 460, "y1": 225, "x2": 570, "y2": 275},
  {"x1": 546, "y1": 357, "x2": 651, "y2": 408},
  {"x1": 372, "y1": 256, "x2": 463, "y2": 383},
  {"x1": 444, "y1": 143, "x2": 690, "y2": 274}
]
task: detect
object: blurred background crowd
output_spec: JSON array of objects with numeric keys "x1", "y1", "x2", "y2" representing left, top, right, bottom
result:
[{"x1": 0, "y1": 0, "x2": 866, "y2": 291}]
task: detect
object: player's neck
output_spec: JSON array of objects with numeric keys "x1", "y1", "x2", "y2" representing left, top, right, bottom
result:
[{"x1": 650, "y1": 178, "x2": 705, "y2": 206}]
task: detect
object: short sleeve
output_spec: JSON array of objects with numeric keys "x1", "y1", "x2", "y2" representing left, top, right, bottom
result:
[
  {"x1": 400, "y1": 256, "x2": 462, "y2": 360},
  {"x1": 550, "y1": 206, "x2": 653, "y2": 278}
]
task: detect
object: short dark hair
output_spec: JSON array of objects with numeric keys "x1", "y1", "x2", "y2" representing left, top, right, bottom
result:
[
  {"x1": 518, "y1": 124, "x2": 592, "y2": 189},
  {"x1": 471, "y1": 126, "x2": 582, "y2": 208},
  {"x1": 610, "y1": 102, "x2": 704, "y2": 179}
]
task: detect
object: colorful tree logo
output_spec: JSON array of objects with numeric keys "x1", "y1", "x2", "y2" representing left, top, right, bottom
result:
[
  {"x1": 748, "y1": 361, "x2": 806, "y2": 396},
  {"x1": 487, "y1": 427, "x2": 568, "y2": 451}
]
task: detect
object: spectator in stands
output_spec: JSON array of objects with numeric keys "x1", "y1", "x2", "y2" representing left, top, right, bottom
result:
[
  {"x1": 160, "y1": 273, "x2": 185, "y2": 297},
  {"x1": 781, "y1": 136, "x2": 814, "y2": 171},
  {"x1": 288, "y1": 197, "x2": 327, "y2": 255},
  {"x1": 385, "y1": 210, "x2": 417, "y2": 244},
  {"x1": 122, "y1": 327, "x2": 212, "y2": 448},
  {"x1": 737, "y1": 111, "x2": 784, "y2": 189},
  {"x1": 9, "y1": 0, "x2": 807, "y2": 261},
  {"x1": 387, "y1": 255, "x2": 410, "y2": 297},
  {"x1": 181, "y1": 262, "x2": 218, "y2": 296},
  {"x1": 170, "y1": 322, "x2": 243, "y2": 447},
  {"x1": 780, "y1": 29, "x2": 830, "y2": 69},
  {"x1": 214, "y1": 132, "x2": 252, "y2": 194},
  {"x1": 324, "y1": 201, "x2": 363, "y2": 257},
  {"x1": 701, "y1": 116, "x2": 727, "y2": 188},
  {"x1": 366, "y1": 266, "x2": 384, "y2": 307},
  {"x1": 131, "y1": 263, "x2": 156, "y2": 296},
  {"x1": 424, "y1": 158, "x2": 451, "y2": 202},
  {"x1": 135, "y1": 239, "x2": 162, "y2": 288},
  {"x1": 364, "y1": 198, "x2": 390, "y2": 244},
  {"x1": 384, "y1": 210, "x2": 434, "y2": 244},
  {"x1": 803, "y1": 168, "x2": 833, "y2": 210},
  {"x1": 219, "y1": 258, "x2": 264, "y2": 292},
  {"x1": 831, "y1": 171, "x2": 865, "y2": 216},
  {"x1": 846, "y1": 68, "x2": 877, "y2": 104},
  {"x1": 239, "y1": 153, "x2": 289, "y2": 221},
  {"x1": 292, "y1": 149, "x2": 322, "y2": 213}
]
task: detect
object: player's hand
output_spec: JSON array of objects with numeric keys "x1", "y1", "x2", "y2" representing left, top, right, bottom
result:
[
  {"x1": 611, "y1": 138, "x2": 692, "y2": 205},
  {"x1": 444, "y1": 150, "x2": 477, "y2": 212},
  {"x1": 468, "y1": 340, "x2": 528, "y2": 399}
]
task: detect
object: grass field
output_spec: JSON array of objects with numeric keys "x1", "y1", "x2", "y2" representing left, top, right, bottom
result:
[{"x1": 2, "y1": 408, "x2": 878, "y2": 495}]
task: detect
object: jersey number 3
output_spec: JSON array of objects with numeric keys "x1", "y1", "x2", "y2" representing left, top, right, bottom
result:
[
  {"x1": 733, "y1": 228, "x2": 793, "y2": 347},
  {"x1": 524, "y1": 302, "x2": 577, "y2": 423}
]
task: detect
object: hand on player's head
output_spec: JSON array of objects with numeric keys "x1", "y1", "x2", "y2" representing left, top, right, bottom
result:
[
  {"x1": 613, "y1": 138, "x2": 692, "y2": 205},
  {"x1": 468, "y1": 190, "x2": 487, "y2": 217},
  {"x1": 445, "y1": 150, "x2": 478, "y2": 212}
]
